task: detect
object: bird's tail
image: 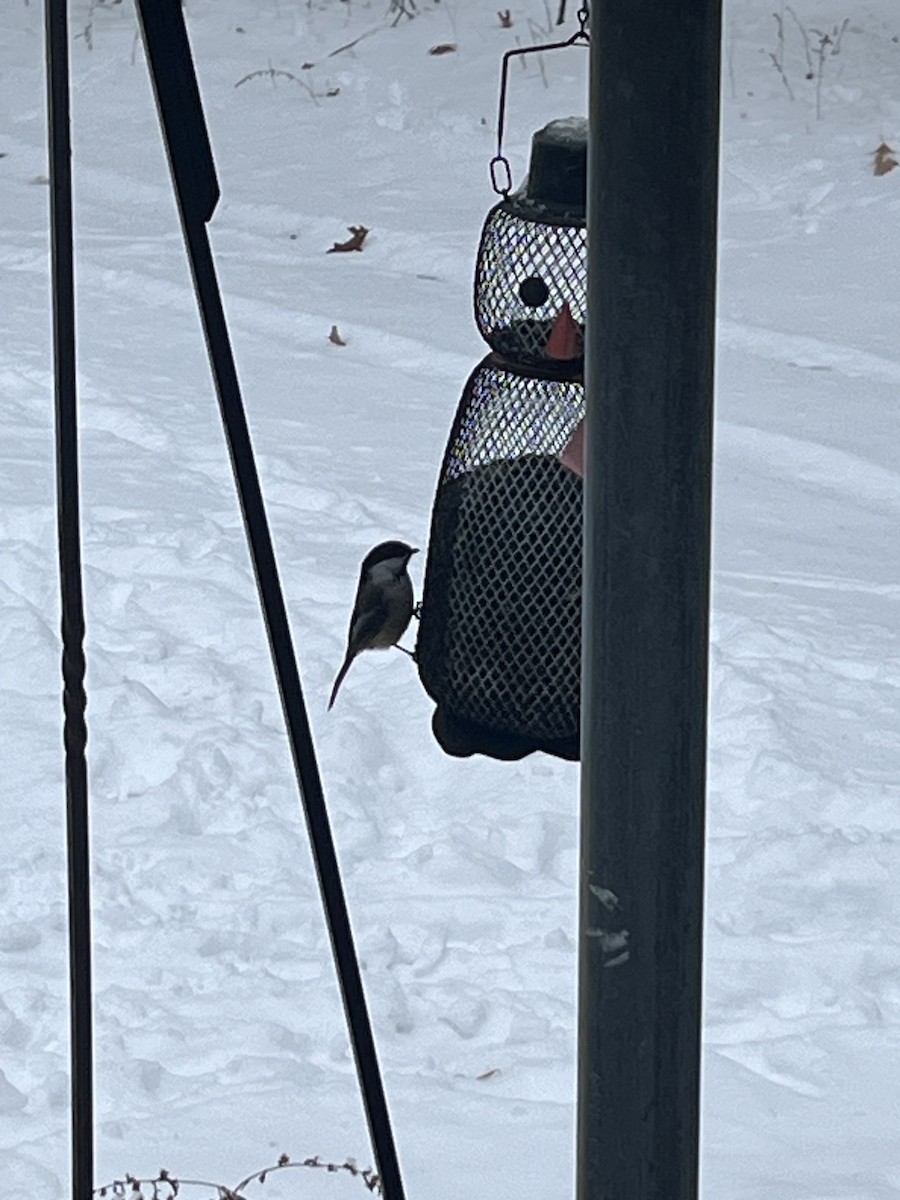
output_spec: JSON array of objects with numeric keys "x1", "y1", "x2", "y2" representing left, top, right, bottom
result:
[{"x1": 328, "y1": 653, "x2": 354, "y2": 710}]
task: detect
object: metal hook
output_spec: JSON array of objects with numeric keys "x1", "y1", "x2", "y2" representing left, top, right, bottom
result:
[{"x1": 491, "y1": 5, "x2": 590, "y2": 197}]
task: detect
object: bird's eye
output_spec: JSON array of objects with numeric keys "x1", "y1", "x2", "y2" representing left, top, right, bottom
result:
[{"x1": 518, "y1": 276, "x2": 550, "y2": 308}]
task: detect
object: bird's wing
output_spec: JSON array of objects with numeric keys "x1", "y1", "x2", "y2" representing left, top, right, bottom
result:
[
  {"x1": 329, "y1": 589, "x2": 390, "y2": 710},
  {"x1": 347, "y1": 589, "x2": 389, "y2": 654}
]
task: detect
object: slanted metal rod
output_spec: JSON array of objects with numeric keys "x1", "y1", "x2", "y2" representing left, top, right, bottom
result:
[{"x1": 135, "y1": 5, "x2": 406, "y2": 1195}]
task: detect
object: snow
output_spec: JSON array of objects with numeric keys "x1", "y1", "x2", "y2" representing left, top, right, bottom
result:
[{"x1": 2, "y1": 0, "x2": 900, "y2": 1197}]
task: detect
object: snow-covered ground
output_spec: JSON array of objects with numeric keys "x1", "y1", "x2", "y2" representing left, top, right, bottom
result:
[{"x1": 2, "y1": 1, "x2": 900, "y2": 1196}]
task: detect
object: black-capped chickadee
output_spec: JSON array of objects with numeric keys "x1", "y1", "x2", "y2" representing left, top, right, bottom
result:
[{"x1": 328, "y1": 540, "x2": 418, "y2": 710}]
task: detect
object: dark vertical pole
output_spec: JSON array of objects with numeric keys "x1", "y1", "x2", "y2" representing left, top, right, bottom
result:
[
  {"x1": 45, "y1": 2, "x2": 94, "y2": 1199},
  {"x1": 578, "y1": 2, "x2": 721, "y2": 1199}
]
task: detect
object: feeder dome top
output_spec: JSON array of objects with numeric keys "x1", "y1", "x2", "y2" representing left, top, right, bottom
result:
[
  {"x1": 541, "y1": 115, "x2": 589, "y2": 143},
  {"x1": 511, "y1": 116, "x2": 587, "y2": 221}
]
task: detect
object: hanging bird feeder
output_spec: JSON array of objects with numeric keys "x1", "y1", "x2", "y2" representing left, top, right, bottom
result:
[
  {"x1": 477, "y1": 115, "x2": 587, "y2": 367},
  {"x1": 417, "y1": 15, "x2": 589, "y2": 762}
]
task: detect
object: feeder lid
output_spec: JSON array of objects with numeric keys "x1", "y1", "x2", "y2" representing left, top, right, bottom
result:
[{"x1": 511, "y1": 116, "x2": 587, "y2": 220}]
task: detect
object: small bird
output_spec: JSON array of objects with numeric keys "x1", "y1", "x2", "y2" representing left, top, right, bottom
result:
[{"x1": 328, "y1": 540, "x2": 418, "y2": 710}]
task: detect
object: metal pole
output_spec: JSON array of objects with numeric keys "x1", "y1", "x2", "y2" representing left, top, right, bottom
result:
[
  {"x1": 133, "y1": 5, "x2": 406, "y2": 1196},
  {"x1": 45, "y1": 0, "x2": 94, "y2": 1197},
  {"x1": 181, "y1": 216, "x2": 407, "y2": 1200},
  {"x1": 578, "y1": 0, "x2": 721, "y2": 1197}
]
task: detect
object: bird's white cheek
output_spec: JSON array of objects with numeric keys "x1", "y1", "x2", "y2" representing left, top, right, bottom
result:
[{"x1": 369, "y1": 557, "x2": 408, "y2": 586}]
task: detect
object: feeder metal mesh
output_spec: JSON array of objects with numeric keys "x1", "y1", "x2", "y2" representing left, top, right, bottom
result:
[
  {"x1": 474, "y1": 203, "x2": 587, "y2": 367},
  {"x1": 418, "y1": 357, "x2": 584, "y2": 755}
]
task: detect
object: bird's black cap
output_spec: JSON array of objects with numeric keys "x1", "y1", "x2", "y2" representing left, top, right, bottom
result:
[{"x1": 362, "y1": 540, "x2": 418, "y2": 570}]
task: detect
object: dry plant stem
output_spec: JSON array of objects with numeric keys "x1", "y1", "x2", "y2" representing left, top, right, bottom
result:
[
  {"x1": 306, "y1": 17, "x2": 409, "y2": 72},
  {"x1": 810, "y1": 19, "x2": 850, "y2": 119},
  {"x1": 785, "y1": 4, "x2": 814, "y2": 76},
  {"x1": 814, "y1": 37, "x2": 827, "y2": 117},
  {"x1": 768, "y1": 12, "x2": 795, "y2": 100},
  {"x1": 389, "y1": 0, "x2": 417, "y2": 27},
  {"x1": 96, "y1": 1172, "x2": 245, "y2": 1199},
  {"x1": 828, "y1": 17, "x2": 850, "y2": 55},
  {"x1": 524, "y1": 21, "x2": 551, "y2": 88},
  {"x1": 95, "y1": 1156, "x2": 383, "y2": 1200},
  {"x1": 770, "y1": 9, "x2": 850, "y2": 120},
  {"x1": 524, "y1": 0, "x2": 557, "y2": 88},
  {"x1": 327, "y1": 27, "x2": 383, "y2": 58},
  {"x1": 76, "y1": 0, "x2": 97, "y2": 48},
  {"x1": 231, "y1": 1157, "x2": 382, "y2": 1195},
  {"x1": 234, "y1": 67, "x2": 321, "y2": 105},
  {"x1": 236, "y1": 14, "x2": 410, "y2": 84}
]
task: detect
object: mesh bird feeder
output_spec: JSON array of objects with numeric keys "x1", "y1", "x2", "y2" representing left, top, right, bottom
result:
[
  {"x1": 475, "y1": 117, "x2": 587, "y2": 367},
  {"x1": 417, "y1": 76, "x2": 588, "y2": 760}
]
